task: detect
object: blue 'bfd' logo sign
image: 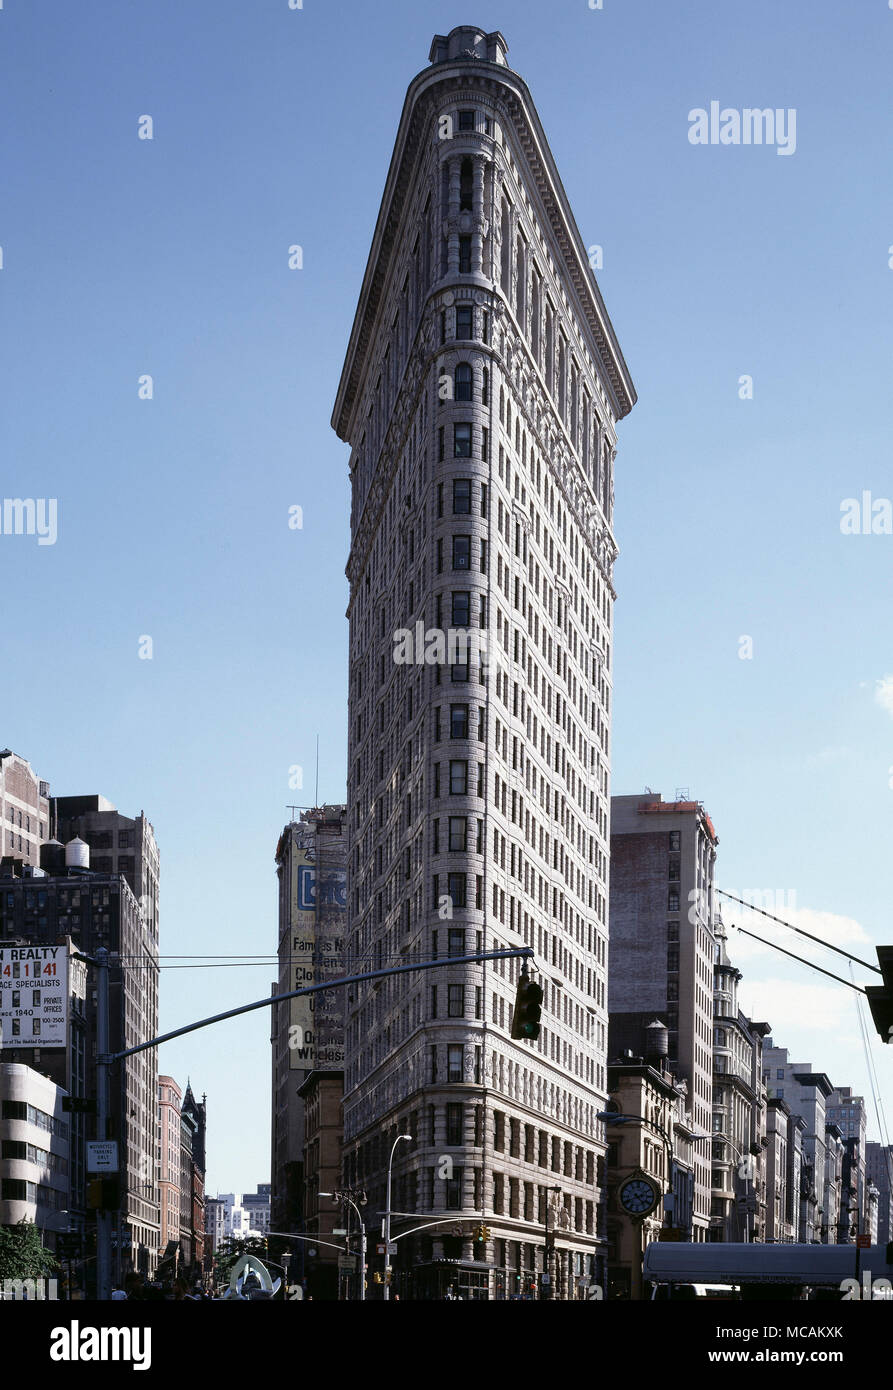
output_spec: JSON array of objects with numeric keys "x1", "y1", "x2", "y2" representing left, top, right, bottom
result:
[{"x1": 297, "y1": 866, "x2": 316, "y2": 911}]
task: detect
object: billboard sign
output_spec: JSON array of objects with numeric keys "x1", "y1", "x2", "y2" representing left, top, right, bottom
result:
[
  {"x1": 0, "y1": 945, "x2": 69, "y2": 1049},
  {"x1": 287, "y1": 850, "x2": 346, "y2": 1070}
]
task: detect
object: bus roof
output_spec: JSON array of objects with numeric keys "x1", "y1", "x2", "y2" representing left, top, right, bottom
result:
[{"x1": 643, "y1": 1242, "x2": 892, "y2": 1286}]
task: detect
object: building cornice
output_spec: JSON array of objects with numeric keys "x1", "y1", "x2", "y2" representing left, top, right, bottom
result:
[{"x1": 332, "y1": 56, "x2": 635, "y2": 444}]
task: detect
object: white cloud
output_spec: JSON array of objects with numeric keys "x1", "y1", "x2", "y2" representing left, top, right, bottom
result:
[
  {"x1": 725, "y1": 904, "x2": 873, "y2": 965},
  {"x1": 737, "y1": 978, "x2": 853, "y2": 1037},
  {"x1": 874, "y1": 675, "x2": 893, "y2": 716}
]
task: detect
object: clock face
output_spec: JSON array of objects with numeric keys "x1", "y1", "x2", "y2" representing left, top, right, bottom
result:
[{"x1": 619, "y1": 1178, "x2": 658, "y2": 1215}]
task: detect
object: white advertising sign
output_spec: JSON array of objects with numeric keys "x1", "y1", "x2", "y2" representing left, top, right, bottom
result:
[{"x1": 0, "y1": 945, "x2": 69, "y2": 1048}]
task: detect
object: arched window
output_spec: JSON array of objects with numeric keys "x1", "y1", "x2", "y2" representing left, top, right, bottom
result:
[
  {"x1": 500, "y1": 200, "x2": 511, "y2": 295},
  {"x1": 460, "y1": 158, "x2": 473, "y2": 212},
  {"x1": 545, "y1": 305, "x2": 554, "y2": 390},
  {"x1": 454, "y1": 362, "x2": 473, "y2": 402},
  {"x1": 515, "y1": 237, "x2": 527, "y2": 330},
  {"x1": 530, "y1": 270, "x2": 540, "y2": 361}
]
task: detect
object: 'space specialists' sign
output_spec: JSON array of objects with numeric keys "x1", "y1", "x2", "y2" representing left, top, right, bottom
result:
[{"x1": 0, "y1": 945, "x2": 68, "y2": 1048}]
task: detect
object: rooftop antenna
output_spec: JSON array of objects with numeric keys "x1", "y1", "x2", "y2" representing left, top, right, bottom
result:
[{"x1": 315, "y1": 734, "x2": 320, "y2": 807}]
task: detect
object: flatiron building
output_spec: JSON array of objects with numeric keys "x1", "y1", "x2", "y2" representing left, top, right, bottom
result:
[{"x1": 332, "y1": 26, "x2": 635, "y2": 1298}]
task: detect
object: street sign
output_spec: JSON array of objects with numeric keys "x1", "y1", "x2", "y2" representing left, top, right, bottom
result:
[
  {"x1": 62, "y1": 1097, "x2": 96, "y2": 1114},
  {"x1": 332, "y1": 1228, "x2": 347, "y2": 1236},
  {"x1": 338, "y1": 1256, "x2": 357, "y2": 1271},
  {"x1": 86, "y1": 1141, "x2": 119, "y2": 1173},
  {"x1": 856, "y1": 1235, "x2": 871, "y2": 1249},
  {"x1": 541, "y1": 1273, "x2": 551, "y2": 1285},
  {"x1": 387, "y1": 1242, "x2": 397, "y2": 1255},
  {"x1": 0, "y1": 944, "x2": 69, "y2": 1049},
  {"x1": 376, "y1": 1243, "x2": 386, "y2": 1255}
]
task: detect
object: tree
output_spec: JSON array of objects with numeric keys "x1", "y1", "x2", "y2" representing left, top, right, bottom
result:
[
  {"x1": 0, "y1": 1221, "x2": 58, "y2": 1282},
  {"x1": 213, "y1": 1235, "x2": 270, "y2": 1286}
]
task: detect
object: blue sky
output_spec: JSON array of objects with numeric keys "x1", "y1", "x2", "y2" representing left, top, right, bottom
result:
[{"x1": 2, "y1": 0, "x2": 892, "y2": 1194}]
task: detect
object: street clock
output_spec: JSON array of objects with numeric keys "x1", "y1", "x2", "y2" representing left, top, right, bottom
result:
[{"x1": 618, "y1": 1172, "x2": 662, "y2": 1217}]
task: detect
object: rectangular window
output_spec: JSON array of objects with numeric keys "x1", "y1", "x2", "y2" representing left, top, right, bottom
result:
[
  {"x1": 448, "y1": 983, "x2": 465, "y2": 1018},
  {"x1": 449, "y1": 761, "x2": 468, "y2": 795},
  {"x1": 456, "y1": 306, "x2": 473, "y2": 339},
  {"x1": 453, "y1": 478, "x2": 472, "y2": 514},
  {"x1": 669, "y1": 831, "x2": 681, "y2": 851},
  {"x1": 447, "y1": 927, "x2": 465, "y2": 957},
  {"x1": 458, "y1": 109, "x2": 475, "y2": 131},
  {"x1": 454, "y1": 423, "x2": 472, "y2": 458},
  {"x1": 447, "y1": 1045, "x2": 464, "y2": 1083},
  {"x1": 446, "y1": 1169, "x2": 463, "y2": 1210},
  {"x1": 448, "y1": 816, "x2": 467, "y2": 852},
  {"x1": 429, "y1": 1047, "x2": 438, "y2": 1083},
  {"x1": 438, "y1": 426, "x2": 445, "y2": 461},
  {"x1": 430, "y1": 985, "x2": 438, "y2": 1017},
  {"x1": 451, "y1": 591, "x2": 470, "y2": 627},
  {"x1": 450, "y1": 704, "x2": 469, "y2": 739},
  {"x1": 668, "y1": 889, "x2": 679, "y2": 912},
  {"x1": 458, "y1": 236, "x2": 472, "y2": 273},
  {"x1": 447, "y1": 872, "x2": 466, "y2": 909},
  {"x1": 446, "y1": 1102, "x2": 464, "y2": 1145},
  {"x1": 452, "y1": 534, "x2": 471, "y2": 569}
]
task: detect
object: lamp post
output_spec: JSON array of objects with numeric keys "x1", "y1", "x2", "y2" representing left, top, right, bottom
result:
[
  {"x1": 383, "y1": 1135, "x2": 412, "y2": 1301},
  {"x1": 542, "y1": 1185, "x2": 562, "y2": 1300},
  {"x1": 715, "y1": 1133, "x2": 759, "y2": 1243},
  {"x1": 321, "y1": 1189, "x2": 368, "y2": 1301}
]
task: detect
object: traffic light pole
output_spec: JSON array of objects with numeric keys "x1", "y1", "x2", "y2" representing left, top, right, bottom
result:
[{"x1": 88, "y1": 945, "x2": 532, "y2": 1298}]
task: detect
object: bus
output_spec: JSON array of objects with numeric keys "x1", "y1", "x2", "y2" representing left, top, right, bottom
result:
[{"x1": 643, "y1": 1242, "x2": 893, "y2": 1300}]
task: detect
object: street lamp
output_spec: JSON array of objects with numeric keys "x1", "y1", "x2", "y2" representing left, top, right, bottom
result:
[
  {"x1": 321, "y1": 1189, "x2": 368, "y2": 1302},
  {"x1": 715, "y1": 1132, "x2": 759, "y2": 1243},
  {"x1": 543, "y1": 1185, "x2": 562, "y2": 1301},
  {"x1": 383, "y1": 1135, "x2": 412, "y2": 1301}
]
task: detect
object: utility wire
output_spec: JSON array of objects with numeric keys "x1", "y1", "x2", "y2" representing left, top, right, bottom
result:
[
  {"x1": 731, "y1": 923, "x2": 869, "y2": 993},
  {"x1": 851, "y1": 962, "x2": 893, "y2": 1192},
  {"x1": 718, "y1": 889, "x2": 881, "y2": 975}
]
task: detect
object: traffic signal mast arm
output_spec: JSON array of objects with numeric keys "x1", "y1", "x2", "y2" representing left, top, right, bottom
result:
[{"x1": 99, "y1": 945, "x2": 535, "y2": 1064}]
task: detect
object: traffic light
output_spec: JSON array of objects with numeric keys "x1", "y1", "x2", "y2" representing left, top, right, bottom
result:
[
  {"x1": 373, "y1": 1272, "x2": 382, "y2": 1285},
  {"x1": 866, "y1": 947, "x2": 893, "y2": 1043},
  {"x1": 474, "y1": 1225, "x2": 491, "y2": 1244},
  {"x1": 86, "y1": 1177, "x2": 119, "y2": 1210},
  {"x1": 511, "y1": 970, "x2": 543, "y2": 1041}
]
